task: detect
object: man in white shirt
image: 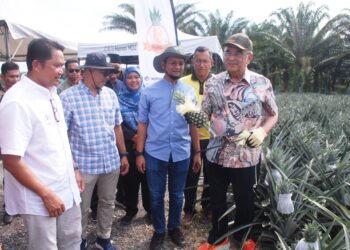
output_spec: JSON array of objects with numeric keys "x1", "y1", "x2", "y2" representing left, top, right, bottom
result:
[{"x1": 0, "y1": 38, "x2": 84, "y2": 250}]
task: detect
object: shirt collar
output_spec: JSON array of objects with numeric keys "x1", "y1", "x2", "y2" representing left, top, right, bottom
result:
[
  {"x1": 80, "y1": 81, "x2": 102, "y2": 95},
  {"x1": 191, "y1": 72, "x2": 212, "y2": 83},
  {"x1": 23, "y1": 75, "x2": 57, "y2": 96},
  {"x1": 224, "y1": 69, "x2": 251, "y2": 86}
]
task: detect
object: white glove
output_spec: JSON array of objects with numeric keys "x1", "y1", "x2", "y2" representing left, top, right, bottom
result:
[
  {"x1": 233, "y1": 130, "x2": 251, "y2": 146},
  {"x1": 247, "y1": 127, "x2": 267, "y2": 148}
]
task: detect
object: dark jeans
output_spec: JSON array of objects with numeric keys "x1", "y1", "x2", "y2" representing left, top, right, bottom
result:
[
  {"x1": 183, "y1": 139, "x2": 210, "y2": 214},
  {"x1": 207, "y1": 162, "x2": 259, "y2": 244},
  {"x1": 145, "y1": 152, "x2": 190, "y2": 234},
  {"x1": 122, "y1": 140, "x2": 150, "y2": 215}
]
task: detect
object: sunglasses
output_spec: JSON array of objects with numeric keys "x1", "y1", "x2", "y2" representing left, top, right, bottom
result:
[
  {"x1": 68, "y1": 68, "x2": 81, "y2": 73},
  {"x1": 111, "y1": 69, "x2": 121, "y2": 74}
]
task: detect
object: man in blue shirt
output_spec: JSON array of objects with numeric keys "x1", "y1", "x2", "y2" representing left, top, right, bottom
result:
[{"x1": 136, "y1": 46, "x2": 201, "y2": 250}]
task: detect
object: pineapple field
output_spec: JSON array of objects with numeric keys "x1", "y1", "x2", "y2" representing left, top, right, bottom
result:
[
  {"x1": 237, "y1": 93, "x2": 350, "y2": 249},
  {"x1": 1, "y1": 93, "x2": 350, "y2": 249}
]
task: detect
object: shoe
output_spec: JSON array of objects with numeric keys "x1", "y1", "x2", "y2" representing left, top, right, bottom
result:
[
  {"x1": 182, "y1": 213, "x2": 194, "y2": 227},
  {"x1": 120, "y1": 213, "x2": 135, "y2": 225},
  {"x1": 80, "y1": 238, "x2": 87, "y2": 250},
  {"x1": 243, "y1": 239, "x2": 256, "y2": 250},
  {"x1": 196, "y1": 237, "x2": 230, "y2": 250},
  {"x1": 168, "y1": 228, "x2": 185, "y2": 247},
  {"x1": 3, "y1": 211, "x2": 13, "y2": 225},
  {"x1": 95, "y1": 237, "x2": 118, "y2": 250},
  {"x1": 150, "y1": 232, "x2": 165, "y2": 250}
]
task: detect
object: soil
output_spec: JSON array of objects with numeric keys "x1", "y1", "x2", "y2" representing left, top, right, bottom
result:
[{"x1": 0, "y1": 163, "x2": 211, "y2": 250}]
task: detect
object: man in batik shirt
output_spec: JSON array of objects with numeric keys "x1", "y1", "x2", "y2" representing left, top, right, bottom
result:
[{"x1": 197, "y1": 33, "x2": 278, "y2": 250}]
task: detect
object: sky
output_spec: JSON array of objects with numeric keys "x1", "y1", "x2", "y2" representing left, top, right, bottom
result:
[{"x1": 0, "y1": 0, "x2": 347, "y2": 44}]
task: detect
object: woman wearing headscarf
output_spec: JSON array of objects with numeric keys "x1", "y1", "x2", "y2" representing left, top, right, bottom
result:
[{"x1": 117, "y1": 66, "x2": 151, "y2": 225}]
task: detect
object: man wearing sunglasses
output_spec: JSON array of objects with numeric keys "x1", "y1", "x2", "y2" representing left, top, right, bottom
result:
[
  {"x1": 57, "y1": 58, "x2": 81, "y2": 94},
  {"x1": 105, "y1": 65, "x2": 123, "y2": 94},
  {"x1": 60, "y1": 52, "x2": 129, "y2": 250}
]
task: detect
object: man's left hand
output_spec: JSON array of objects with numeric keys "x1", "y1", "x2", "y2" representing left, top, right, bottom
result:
[
  {"x1": 247, "y1": 127, "x2": 267, "y2": 148},
  {"x1": 120, "y1": 157, "x2": 129, "y2": 176}
]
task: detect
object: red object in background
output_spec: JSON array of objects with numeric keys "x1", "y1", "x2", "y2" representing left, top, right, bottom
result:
[{"x1": 243, "y1": 239, "x2": 256, "y2": 250}]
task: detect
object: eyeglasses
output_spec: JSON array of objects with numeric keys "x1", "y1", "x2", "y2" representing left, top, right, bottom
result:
[
  {"x1": 68, "y1": 69, "x2": 81, "y2": 73},
  {"x1": 224, "y1": 50, "x2": 246, "y2": 58},
  {"x1": 50, "y1": 98, "x2": 60, "y2": 123},
  {"x1": 194, "y1": 59, "x2": 211, "y2": 65}
]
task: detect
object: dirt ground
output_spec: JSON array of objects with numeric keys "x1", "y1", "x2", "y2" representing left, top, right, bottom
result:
[{"x1": 0, "y1": 162, "x2": 212, "y2": 250}]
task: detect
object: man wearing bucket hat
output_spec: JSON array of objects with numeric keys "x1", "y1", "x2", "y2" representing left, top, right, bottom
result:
[
  {"x1": 197, "y1": 33, "x2": 278, "y2": 250},
  {"x1": 136, "y1": 46, "x2": 201, "y2": 249},
  {"x1": 60, "y1": 52, "x2": 129, "y2": 250}
]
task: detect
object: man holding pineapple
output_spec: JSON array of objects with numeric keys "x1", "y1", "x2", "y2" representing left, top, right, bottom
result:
[
  {"x1": 136, "y1": 46, "x2": 201, "y2": 250},
  {"x1": 197, "y1": 33, "x2": 279, "y2": 250}
]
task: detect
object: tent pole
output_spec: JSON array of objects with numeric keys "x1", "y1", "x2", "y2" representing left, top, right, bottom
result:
[{"x1": 4, "y1": 23, "x2": 10, "y2": 61}]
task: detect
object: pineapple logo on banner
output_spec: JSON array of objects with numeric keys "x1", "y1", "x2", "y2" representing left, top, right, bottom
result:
[{"x1": 144, "y1": 6, "x2": 172, "y2": 53}]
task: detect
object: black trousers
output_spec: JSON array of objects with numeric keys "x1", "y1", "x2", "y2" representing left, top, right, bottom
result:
[
  {"x1": 183, "y1": 139, "x2": 210, "y2": 214},
  {"x1": 207, "y1": 162, "x2": 259, "y2": 244},
  {"x1": 121, "y1": 140, "x2": 150, "y2": 215}
]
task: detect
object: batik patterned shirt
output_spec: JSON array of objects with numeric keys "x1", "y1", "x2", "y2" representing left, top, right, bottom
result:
[{"x1": 201, "y1": 70, "x2": 278, "y2": 168}]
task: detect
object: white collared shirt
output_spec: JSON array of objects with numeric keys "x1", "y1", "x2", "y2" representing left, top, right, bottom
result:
[{"x1": 0, "y1": 75, "x2": 81, "y2": 216}]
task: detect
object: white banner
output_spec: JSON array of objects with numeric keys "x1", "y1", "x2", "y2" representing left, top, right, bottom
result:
[{"x1": 135, "y1": 0, "x2": 177, "y2": 86}]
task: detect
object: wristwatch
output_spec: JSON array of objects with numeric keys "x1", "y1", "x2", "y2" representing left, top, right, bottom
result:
[
  {"x1": 119, "y1": 152, "x2": 129, "y2": 158},
  {"x1": 135, "y1": 151, "x2": 144, "y2": 157}
]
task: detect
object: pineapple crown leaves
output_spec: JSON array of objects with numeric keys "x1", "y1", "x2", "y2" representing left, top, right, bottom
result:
[
  {"x1": 148, "y1": 6, "x2": 162, "y2": 25},
  {"x1": 173, "y1": 91, "x2": 199, "y2": 115},
  {"x1": 277, "y1": 179, "x2": 293, "y2": 194},
  {"x1": 302, "y1": 223, "x2": 319, "y2": 243}
]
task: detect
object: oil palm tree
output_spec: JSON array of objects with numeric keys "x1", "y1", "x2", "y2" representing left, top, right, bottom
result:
[
  {"x1": 259, "y1": 2, "x2": 350, "y2": 92},
  {"x1": 200, "y1": 10, "x2": 249, "y2": 45},
  {"x1": 103, "y1": 3, "x2": 136, "y2": 34}
]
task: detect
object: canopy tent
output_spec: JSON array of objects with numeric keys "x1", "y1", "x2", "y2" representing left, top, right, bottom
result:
[
  {"x1": 78, "y1": 30, "x2": 223, "y2": 65},
  {"x1": 0, "y1": 19, "x2": 77, "y2": 62}
]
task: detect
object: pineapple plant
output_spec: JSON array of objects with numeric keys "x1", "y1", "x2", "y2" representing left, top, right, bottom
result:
[
  {"x1": 277, "y1": 179, "x2": 294, "y2": 214},
  {"x1": 144, "y1": 6, "x2": 171, "y2": 52},
  {"x1": 295, "y1": 223, "x2": 320, "y2": 250}
]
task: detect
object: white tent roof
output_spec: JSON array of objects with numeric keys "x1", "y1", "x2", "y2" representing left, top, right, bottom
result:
[
  {"x1": 78, "y1": 30, "x2": 223, "y2": 60},
  {"x1": 0, "y1": 19, "x2": 77, "y2": 61}
]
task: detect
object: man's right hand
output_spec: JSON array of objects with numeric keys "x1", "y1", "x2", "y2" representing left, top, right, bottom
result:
[
  {"x1": 41, "y1": 190, "x2": 65, "y2": 217},
  {"x1": 136, "y1": 156, "x2": 146, "y2": 174}
]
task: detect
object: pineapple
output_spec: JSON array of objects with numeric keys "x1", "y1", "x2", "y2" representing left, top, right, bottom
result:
[
  {"x1": 173, "y1": 91, "x2": 215, "y2": 136},
  {"x1": 295, "y1": 223, "x2": 320, "y2": 250},
  {"x1": 303, "y1": 223, "x2": 319, "y2": 243},
  {"x1": 278, "y1": 179, "x2": 293, "y2": 194},
  {"x1": 277, "y1": 179, "x2": 294, "y2": 214}
]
